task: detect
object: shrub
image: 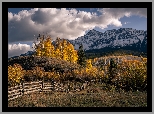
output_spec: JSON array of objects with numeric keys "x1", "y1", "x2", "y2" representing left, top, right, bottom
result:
[
  {"x1": 112, "y1": 59, "x2": 147, "y2": 91},
  {"x1": 8, "y1": 63, "x2": 24, "y2": 86}
]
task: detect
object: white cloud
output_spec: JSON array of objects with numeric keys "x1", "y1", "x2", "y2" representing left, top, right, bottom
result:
[
  {"x1": 8, "y1": 43, "x2": 32, "y2": 58},
  {"x1": 124, "y1": 22, "x2": 131, "y2": 24},
  {"x1": 8, "y1": 8, "x2": 147, "y2": 43}
]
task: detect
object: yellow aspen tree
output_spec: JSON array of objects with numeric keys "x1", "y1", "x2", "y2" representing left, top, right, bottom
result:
[
  {"x1": 34, "y1": 34, "x2": 56, "y2": 58},
  {"x1": 39, "y1": 37, "x2": 45, "y2": 56},
  {"x1": 44, "y1": 37, "x2": 55, "y2": 57},
  {"x1": 55, "y1": 39, "x2": 63, "y2": 59},
  {"x1": 62, "y1": 39, "x2": 67, "y2": 48},
  {"x1": 67, "y1": 42, "x2": 75, "y2": 63},
  {"x1": 63, "y1": 49, "x2": 68, "y2": 61},
  {"x1": 34, "y1": 35, "x2": 45, "y2": 57},
  {"x1": 62, "y1": 39, "x2": 68, "y2": 61},
  {"x1": 72, "y1": 50, "x2": 78, "y2": 64},
  {"x1": 54, "y1": 48, "x2": 61, "y2": 59},
  {"x1": 36, "y1": 46, "x2": 42, "y2": 56}
]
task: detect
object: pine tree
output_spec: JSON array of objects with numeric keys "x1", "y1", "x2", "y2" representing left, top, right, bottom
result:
[
  {"x1": 77, "y1": 44, "x2": 86, "y2": 67},
  {"x1": 108, "y1": 58, "x2": 117, "y2": 84}
]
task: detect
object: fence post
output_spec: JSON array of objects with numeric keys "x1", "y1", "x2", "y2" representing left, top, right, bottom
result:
[
  {"x1": 41, "y1": 79, "x2": 44, "y2": 90},
  {"x1": 109, "y1": 59, "x2": 110, "y2": 65},
  {"x1": 51, "y1": 79, "x2": 55, "y2": 91},
  {"x1": 118, "y1": 57, "x2": 119, "y2": 63},
  {"x1": 104, "y1": 57, "x2": 106, "y2": 65},
  {"x1": 19, "y1": 83, "x2": 22, "y2": 96},
  {"x1": 38, "y1": 80, "x2": 42, "y2": 92},
  {"x1": 22, "y1": 81, "x2": 24, "y2": 95}
]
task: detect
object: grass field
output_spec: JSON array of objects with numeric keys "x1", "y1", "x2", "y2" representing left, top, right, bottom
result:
[{"x1": 8, "y1": 83, "x2": 147, "y2": 107}]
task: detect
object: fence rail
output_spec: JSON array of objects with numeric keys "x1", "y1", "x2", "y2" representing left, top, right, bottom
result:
[{"x1": 8, "y1": 80, "x2": 89, "y2": 101}]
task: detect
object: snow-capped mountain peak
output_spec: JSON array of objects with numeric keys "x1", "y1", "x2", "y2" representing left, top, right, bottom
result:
[{"x1": 69, "y1": 28, "x2": 147, "y2": 52}]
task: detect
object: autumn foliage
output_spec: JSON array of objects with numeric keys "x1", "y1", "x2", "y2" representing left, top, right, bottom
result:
[
  {"x1": 8, "y1": 63, "x2": 24, "y2": 86},
  {"x1": 110, "y1": 58, "x2": 147, "y2": 91},
  {"x1": 8, "y1": 34, "x2": 147, "y2": 92},
  {"x1": 33, "y1": 36, "x2": 78, "y2": 64}
]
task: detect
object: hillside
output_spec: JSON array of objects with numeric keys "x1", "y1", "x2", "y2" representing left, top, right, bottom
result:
[{"x1": 8, "y1": 56, "x2": 80, "y2": 72}]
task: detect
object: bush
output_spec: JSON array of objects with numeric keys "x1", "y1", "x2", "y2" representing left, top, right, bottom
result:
[
  {"x1": 8, "y1": 63, "x2": 24, "y2": 86},
  {"x1": 112, "y1": 59, "x2": 147, "y2": 91}
]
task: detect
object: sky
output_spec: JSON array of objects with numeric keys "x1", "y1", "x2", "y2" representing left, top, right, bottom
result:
[{"x1": 8, "y1": 8, "x2": 147, "y2": 58}]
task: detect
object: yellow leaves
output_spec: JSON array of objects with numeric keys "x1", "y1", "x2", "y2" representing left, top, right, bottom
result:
[
  {"x1": 73, "y1": 65, "x2": 104, "y2": 80},
  {"x1": 116, "y1": 57, "x2": 147, "y2": 90},
  {"x1": 43, "y1": 38, "x2": 55, "y2": 57},
  {"x1": 67, "y1": 43, "x2": 74, "y2": 50},
  {"x1": 88, "y1": 67, "x2": 98, "y2": 78},
  {"x1": 121, "y1": 59, "x2": 146, "y2": 70},
  {"x1": 46, "y1": 71, "x2": 55, "y2": 79},
  {"x1": 54, "y1": 72, "x2": 61, "y2": 81},
  {"x1": 32, "y1": 66, "x2": 44, "y2": 78},
  {"x1": 63, "y1": 54, "x2": 67, "y2": 61},
  {"x1": 35, "y1": 35, "x2": 54, "y2": 57},
  {"x1": 8, "y1": 64, "x2": 24, "y2": 86},
  {"x1": 98, "y1": 70, "x2": 105, "y2": 78},
  {"x1": 86, "y1": 59, "x2": 92, "y2": 69},
  {"x1": 34, "y1": 35, "x2": 78, "y2": 64}
]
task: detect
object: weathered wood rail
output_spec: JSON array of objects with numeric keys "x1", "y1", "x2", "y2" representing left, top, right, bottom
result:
[
  {"x1": 93, "y1": 55, "x2": 143, "y2": 66},
  {"x1": 8, "y1": 80, "x2": 89, "y2": 101}
]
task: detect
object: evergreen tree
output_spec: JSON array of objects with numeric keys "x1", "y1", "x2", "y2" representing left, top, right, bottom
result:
[
  {"x1": 109, "y1": 58, "x2": 117, "y2": 70},
  {"x1": 77, "y1": 44, "x2": 86, "y2": 67},
  {"x1": 108, "y1": 58, "x2": 117, "y2": 84}
]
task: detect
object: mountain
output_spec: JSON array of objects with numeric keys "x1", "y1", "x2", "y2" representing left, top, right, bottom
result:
[
  {"x1": 8, "y1": 51, "x2": 35, "y2": 60},
  {"x1": 20, "y1": 51, "x2": 35, "y2": 56},
  {"x1": 69, "y1": 28, "x2": 147, "y2": 54},
  {"x1": 8, "y1": 28, "x2": 147, "y2": 60}
]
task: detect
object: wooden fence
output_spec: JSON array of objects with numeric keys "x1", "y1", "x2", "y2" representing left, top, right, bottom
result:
[
  {"x1": 93, "y1": 55, "x2": 143, "y2": 66},
  {"x1": 8, "y1": 80, "x2": 89, "y2": 101}
]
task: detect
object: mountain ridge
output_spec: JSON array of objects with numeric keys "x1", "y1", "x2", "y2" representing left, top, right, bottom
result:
[
  {"x1": 8, "y1": 28, "x2": 147, "y2": 59},
  {"x1": 69, "y1": 28, "x2": 147, "y2": 53}
]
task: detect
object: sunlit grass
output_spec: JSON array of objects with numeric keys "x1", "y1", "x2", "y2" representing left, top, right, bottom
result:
[{"x1": 8, "y1": 83, "x2": 147, "y2": 107}]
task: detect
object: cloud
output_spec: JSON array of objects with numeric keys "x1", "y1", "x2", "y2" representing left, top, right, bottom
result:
[
  {"x1": 8, "y1": 8, "x2": 147, "y2": 43},
  {"x1": 124, "y1": 22, "x2": 131, "y2": 24},
  {"x1": 8, "y1": 43, "x2": 32, "y2": 58},
  {"x1": 99, "y1": 8, "x2": 147, "y2": 18}
]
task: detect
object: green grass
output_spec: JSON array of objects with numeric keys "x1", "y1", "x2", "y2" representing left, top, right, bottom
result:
[{"x1": 8, "y1": 83, "x2": 147, "y2": 107}]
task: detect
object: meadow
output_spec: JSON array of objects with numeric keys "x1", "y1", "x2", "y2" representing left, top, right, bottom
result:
[{"x1": 8, "y1": 82, "x2": 147, "y2": 107}]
